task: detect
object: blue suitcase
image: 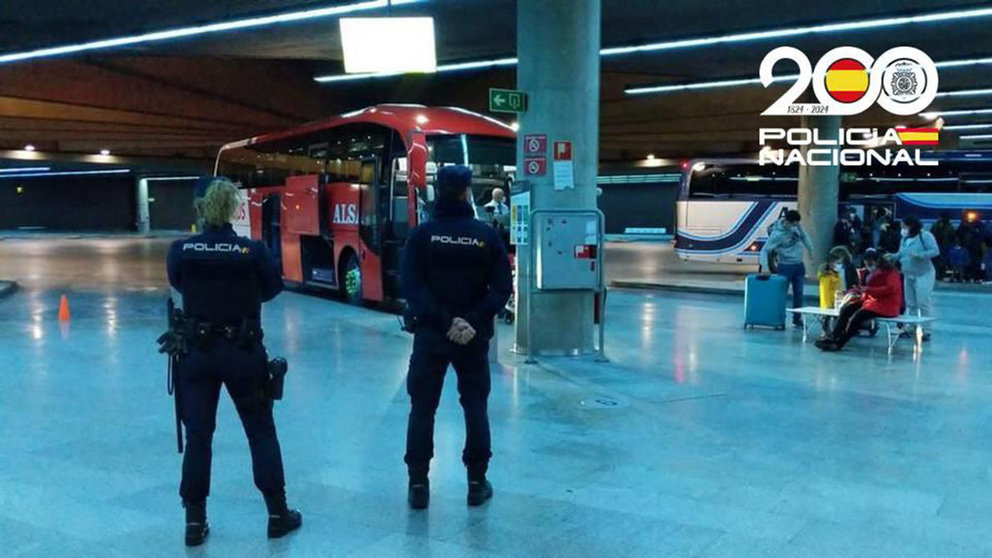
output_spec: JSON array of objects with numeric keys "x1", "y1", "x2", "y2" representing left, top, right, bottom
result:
[{"x1": 744, "y1": 274, "x2": 788, "y2": 329}]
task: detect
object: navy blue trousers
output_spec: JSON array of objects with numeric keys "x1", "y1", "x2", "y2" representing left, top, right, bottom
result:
[
  {"x1": 177, "y1": 341, "x2": 285, "y2": 503},
  {"x1": 404, "y1": 330, "x2": 492, "y2": 477}
]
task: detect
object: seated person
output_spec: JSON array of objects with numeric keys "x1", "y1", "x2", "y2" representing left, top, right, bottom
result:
[
  {"x1": 817, "y1": 246, "x2": 860, "y2": 337},
  {"x1": 815, "y1": 253, "x2": 902, "y2": 352},
  {"x1": 855, "y1": 247, "x2": 879, "y2": 285}
]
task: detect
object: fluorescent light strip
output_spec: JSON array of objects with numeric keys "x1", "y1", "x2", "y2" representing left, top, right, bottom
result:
[
  {"x1": 628, "y1": 74, "x2": 792, "y2": 95},
  {"x1": 0, "y1": 169, "x2": 131, "y2": 178},
  {"x1": 960, "y1": 134, "x2": 992, "y2": 140},
  {"x1": 315, "y1": 5, "x2": 992, "y2": 83},
  {"x1": 601, "y1": 7, "x2": 992, "y2": 56},
  {"x1": 934, "y1": 56, "x2": 992, "y2": 68},
  {"x1": 0, "y1": 0, "x2": 418, "y2": 64},
  {"x1": 0, "y1": 166, "x2": 50, "y2": 173},
  {"x1": 316, "y1": 56, "x2": 517, "y2": 83},
  {"x1": 924, "y1": 108, "x2": 992, "y2": 118},
  {"x1": 628, "y1": 55, "x2": 992, "y2": 96},
  {"x1": 145, "y1": 176, "x2": 201, "y2": 182},
  {"x1": 943, "y1": 123, "x2": 992, "y2": 131},
  {"x1": 936, "y1": 88, "x2": 992, "y2": 98}
]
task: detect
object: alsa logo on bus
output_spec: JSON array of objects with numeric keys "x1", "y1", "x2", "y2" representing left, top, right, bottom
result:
[
  {"x1": 333, "y1": 203, "x2": 358, "y2": 225},
  {"x1": 759, "y1": 46, "x2": 939, "y2": 167}
]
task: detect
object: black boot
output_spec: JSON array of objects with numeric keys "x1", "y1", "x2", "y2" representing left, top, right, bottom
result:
[
  {"x1": 408, "y1": 467, "x2": 429, "y2": 510},
  {"x1": 408, "y1": 479, "x2": 429, "y2": 510},
  {"x1": 264, "y1": 491, "x2": 302, "y2": 539},
  {"x1": 184, "y1": 500, "x2": 209, "y2": 547},
  {"x1": 467, "y1": 473, "x2": 493, "y2": 507}
]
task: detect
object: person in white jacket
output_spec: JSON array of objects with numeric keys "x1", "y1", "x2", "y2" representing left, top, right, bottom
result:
[{"x1": 894, "y1": 215, "x2": 939, "y2": 339}]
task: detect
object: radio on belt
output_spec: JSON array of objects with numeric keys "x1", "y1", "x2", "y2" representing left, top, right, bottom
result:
[{"x1": 533, "y1": 211, "x2": 603, "y2": 290}]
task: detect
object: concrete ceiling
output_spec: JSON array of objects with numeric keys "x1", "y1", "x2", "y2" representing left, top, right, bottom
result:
[{"x1": 1, "y1": 0, "x2": 991, "y2": 165}]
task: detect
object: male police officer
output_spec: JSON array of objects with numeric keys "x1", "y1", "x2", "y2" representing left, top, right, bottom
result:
[
  {"x1": 401, "y1": 165, "x2": 513, "y2": 509},
  {"x1": 167, "y1": 177, "x2": 301, "y2": 546}
]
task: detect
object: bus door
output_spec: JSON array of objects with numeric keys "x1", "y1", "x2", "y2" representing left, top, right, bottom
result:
[
  {"x1": 357, "y1": 158, "x2": 385, "y2": 301},
  {"x1": 261, "y1": 194, "x2": 283, "y2": 275},
  {"x1": 381, "y1": 155, "x2": 411, "y2": 298}
]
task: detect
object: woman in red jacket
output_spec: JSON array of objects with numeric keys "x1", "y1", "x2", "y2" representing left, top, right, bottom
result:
[{"x1": 816, "y1": 254, "x2": 903, "y2": 351}]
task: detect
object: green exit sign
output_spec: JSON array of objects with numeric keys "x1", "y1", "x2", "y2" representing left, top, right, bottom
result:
[{"x1": 489, "y1": 88, "x2": 527, "y2": 114}]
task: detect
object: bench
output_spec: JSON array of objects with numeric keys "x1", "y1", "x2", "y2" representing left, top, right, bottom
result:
[
  {"x1": 875, "y1": 315, "x2": 938, "y2": 355},
  {"x1": 786, "y1": 307, "x2": 839, "y2": 343},
  {"x1": 787, "y1": 307, "x2": 937, "y2": 354}
]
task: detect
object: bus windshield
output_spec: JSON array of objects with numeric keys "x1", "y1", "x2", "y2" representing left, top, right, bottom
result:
[
  {"x1": 426, "y1": 134, "x2": 516, "y2": 214},
  {"x1": 686, "y1": 163, "x2": 798, "y2": 199}
]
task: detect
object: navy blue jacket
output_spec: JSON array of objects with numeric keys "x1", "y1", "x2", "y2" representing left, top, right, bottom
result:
[
  {"x1": 167, "y1": 223, "x2": 283, "y2": 323},
  {"x1": 401, "y1": 200, "x2": 513, "y2": 339}
]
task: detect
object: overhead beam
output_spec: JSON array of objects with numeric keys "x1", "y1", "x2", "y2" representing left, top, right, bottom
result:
[{"x1": 0, "y1": 95, "x2": 254, "y2": 131}]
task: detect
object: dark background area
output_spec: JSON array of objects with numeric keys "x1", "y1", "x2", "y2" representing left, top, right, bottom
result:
[
  {"x1": 598, "y1": 179, "x2": 679, "y2": 235},
  {"x1": 147, "y1": 178, "x2": 197, "y2": 231},
  {"x1": 0, "y1": 175, "x2": 136, "y2": 230}
]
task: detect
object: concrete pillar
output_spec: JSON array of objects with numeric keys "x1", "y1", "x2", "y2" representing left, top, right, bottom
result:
[
  {"x1": 514, "y1": 0, "x2": 601, "y2": 355},
  {"x1": 136, "y1": 178, "x2": 150, "y2": 234},
  {"x1": 798, "y1": 115, "x2": 841, "y2": 275}
]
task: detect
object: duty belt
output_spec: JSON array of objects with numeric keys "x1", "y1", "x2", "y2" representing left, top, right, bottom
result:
[{"x1": 186, "y1": 319, "x2": 263, "y2": 347}]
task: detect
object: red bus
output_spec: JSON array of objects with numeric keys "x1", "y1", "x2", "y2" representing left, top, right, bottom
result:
[{"x1": 215, "y1": 104, "x2": 516, "y2": 304}]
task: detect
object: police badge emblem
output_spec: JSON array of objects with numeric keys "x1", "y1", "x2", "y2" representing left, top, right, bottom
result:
[{"x1": 882, "y1": 59, "x2": 926, "y2": 104}]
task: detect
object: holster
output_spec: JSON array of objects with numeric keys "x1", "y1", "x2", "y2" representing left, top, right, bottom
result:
[{"x1": 265, "y1": 357, "x2": 289, "y2": 401}]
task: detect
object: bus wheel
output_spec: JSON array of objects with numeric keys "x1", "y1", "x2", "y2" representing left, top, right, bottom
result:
[{"x1": 342, "y1": 253, "x2": 363, "y2": 305}]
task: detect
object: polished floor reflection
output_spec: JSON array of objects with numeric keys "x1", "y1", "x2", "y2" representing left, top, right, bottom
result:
[{"x1": 1, "y1": 237, "x2": 991, "y2": 557}]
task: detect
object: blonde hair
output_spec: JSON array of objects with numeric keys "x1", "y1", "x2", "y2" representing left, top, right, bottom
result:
[
  {"x1": 195, "y1": 178, "x2": 240, "y2": 227},
  {"x1": 828, "y1": 245, "x2": 854, "y2": 263}
]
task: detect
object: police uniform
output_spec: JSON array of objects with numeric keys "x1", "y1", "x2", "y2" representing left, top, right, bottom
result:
[
  {"x1": 167, "y1": 218, "x2": 300, "y2": 544},
  {"x1": 400, "y1": 166, "x2": 513, "y2": 508}
]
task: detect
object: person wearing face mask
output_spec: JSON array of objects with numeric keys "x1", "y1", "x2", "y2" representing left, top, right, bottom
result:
[
  {"x1": 894, "y1": 215, "x2": 939, "y2": 340},
  {"x1": 816, "y1": 253, "x2": 903, "y2": 351},
  {"x1": 760, "y1": 210, "x2": 814, "y2": 326},
  {"x1": 817, "y1": 246, "x2": 861, "y2": 335},
  {"x1": 827, "y1": 245, "x2": 859, "y2": 292},
  {"x1": 857, "y1": 248, "x2": 879, "y2": 284}
]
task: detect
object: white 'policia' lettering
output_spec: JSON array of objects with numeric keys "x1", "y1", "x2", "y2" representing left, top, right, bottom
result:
[
  {"x1": 183, "y1": 242, "x2": 250, "y2": 254},
  {"x1": 431, "y1": 235, "x2": 485, "y2": 247}
]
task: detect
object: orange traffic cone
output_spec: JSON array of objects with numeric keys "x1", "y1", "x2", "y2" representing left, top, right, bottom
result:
[{"x1": 58, "y1": 294, "x2": 71, "y2": 322}]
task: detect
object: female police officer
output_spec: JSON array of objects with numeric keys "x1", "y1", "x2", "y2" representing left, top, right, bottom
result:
[
  {"x1": 167, "y1": 178, "x2": 301, "y2": 546},
  {"x1": 401, "y1": 165, "x2": 513, "y2": 509}
]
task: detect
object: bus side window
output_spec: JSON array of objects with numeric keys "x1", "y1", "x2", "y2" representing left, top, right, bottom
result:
[{"x1": 308, "y1": 142, "x2": 329, "y2": 183}]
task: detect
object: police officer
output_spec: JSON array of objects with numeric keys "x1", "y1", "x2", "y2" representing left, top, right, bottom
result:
[
  {"x1": 401, "y1": 165, "x2": 513, "y2": 509},
  {"x1": 167, "y1": 178, "x2": 301, "y2": 546}
]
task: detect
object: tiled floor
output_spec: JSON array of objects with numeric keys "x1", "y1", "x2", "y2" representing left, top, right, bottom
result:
[{"x1": 1, "y1": 237, "x2": 991, "y2": 557}]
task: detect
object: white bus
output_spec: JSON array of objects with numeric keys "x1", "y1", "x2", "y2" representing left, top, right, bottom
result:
[{"x1": 675, "y1": 152, "x2": 992, "y2": 264}]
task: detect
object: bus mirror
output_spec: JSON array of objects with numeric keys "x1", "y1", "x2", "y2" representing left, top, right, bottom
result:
[{"x1": 425, "y1": 185, "x2": 436, "y2": 203}]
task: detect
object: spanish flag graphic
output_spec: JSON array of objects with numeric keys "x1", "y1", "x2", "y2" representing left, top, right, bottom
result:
[
  {"x1": 896, "y1": 128, "x2": 940, "y2": 146},
  {"x1": 825, "y1": 59, "x2": 869, "y2": 103}
]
